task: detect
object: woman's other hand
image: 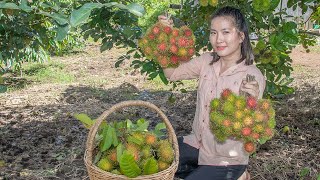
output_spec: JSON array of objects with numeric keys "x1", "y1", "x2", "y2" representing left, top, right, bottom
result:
[
  {"x1": 240, "y1": 79, "x2": 260, "y2": 99},
  {"x1": 158, "y1": 15, "x2": 174, "y2": 27}
]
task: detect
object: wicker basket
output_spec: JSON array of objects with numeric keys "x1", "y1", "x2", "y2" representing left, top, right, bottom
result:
[{"x1": 84, "y1": 100, "x2": 179, "y2": 180}]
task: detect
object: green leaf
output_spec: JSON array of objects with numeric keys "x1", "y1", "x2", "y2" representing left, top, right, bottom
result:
[
  {"x1": 159, "y1": 71, "x2": 168, "y2": 85},
  {"x1": 126, "y1": 3, "x2": 145, "y2": 17},
  {"x1": 136, "y1": 118, "x2": 149, "y2": 131},
  {"x1": 120, "y1": 151, "x2": 141, "y2": 178},
  {"x1": 0, "y1": 2, "x2": 19, "y2": 9},
  {"x1": 116, "y1": 143, "x2": 124, "y2": 163},
  {"x1": 56, "y1": 25, "x2": 69, "y2": 41},
  {"x1": 143, "y1": 157, "x2": 158, "y2": 175},
  {"x1": 180, "y1": 88, "x2": 187, "y2": 93},
  {"x1": 74, "y1": 113, "x2": 94, "y2": 129},
  {"x1": 39, "y1": 11, "x2": 69, "y2": 25},
  {"x1": 155, "y1": 123, "x2": 166, "y2": 131},
  {"x1": 317, "y1": 174, "x2": 320, "y2": 180},
  {"x1": 70, "y1": 3, "x2": 103, "y2": 27},
  {"x1": 0, "y1": 85, "x2": 7, "y2": 93},
  {"x1": 19, "y1": 0, "x2": 32, "y2": 12},
  {"x1": 100, "y1": 41, "x2": 113, "y2": 52},
  {"x1": 93, "y1": 151, "x2": 102, "y2": 164},
  {"x1": 100, "y1": 125, "x2": 113, "y2": 152},
  {"x1": 111, "y1": 127, "x2": 119, "y2": 146},
  {"x1": 299, "y1": 167, "x2": 310, "y2": 177}
]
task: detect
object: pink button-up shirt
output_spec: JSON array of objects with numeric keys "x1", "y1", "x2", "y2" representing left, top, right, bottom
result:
[{"x1": 166, "y1": 52, "x2": 266, "y2": 166}]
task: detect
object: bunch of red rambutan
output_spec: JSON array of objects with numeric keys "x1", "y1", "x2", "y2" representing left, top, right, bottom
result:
[
  {"x1": 138, "y1": 22, "x2": 196, "y2": 68},
  {"x1": 209, "y1": 88, "x2": 276, "y2": 154}
]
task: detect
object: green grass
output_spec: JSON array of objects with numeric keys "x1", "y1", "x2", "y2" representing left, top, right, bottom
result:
[{"x1": 22, "y1": 61, "x2": 75, "y2": 84}]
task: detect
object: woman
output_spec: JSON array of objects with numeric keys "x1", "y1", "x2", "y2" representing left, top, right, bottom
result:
[{"x1": 159, "y1": 6, "x2": 265, "y2": 180}]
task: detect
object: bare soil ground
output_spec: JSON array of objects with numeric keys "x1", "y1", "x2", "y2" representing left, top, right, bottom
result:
[{"x1": 0, "y1": 44, "x2": 319, "y2": 180}]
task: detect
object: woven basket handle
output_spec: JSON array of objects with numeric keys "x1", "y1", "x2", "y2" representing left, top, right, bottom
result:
[{"x1": 85, "y1": 100, "x2": 179, "y2": 164}]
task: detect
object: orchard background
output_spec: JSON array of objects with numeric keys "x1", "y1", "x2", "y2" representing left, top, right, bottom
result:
[{"x1": 0, "y1": 0, "x2": 320, "y2": 179}]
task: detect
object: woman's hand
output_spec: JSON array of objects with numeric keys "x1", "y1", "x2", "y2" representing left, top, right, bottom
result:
[
  {"x1": 158, "y1": 15, "x2": 174, "y2": 27},
  {"x1": 240, "y1": 79, "x2": 260, "y2": 99}
]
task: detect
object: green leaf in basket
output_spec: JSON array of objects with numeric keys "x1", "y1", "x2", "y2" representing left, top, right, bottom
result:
[
  {"x1": 154, "y1": 122, "x2": 166, "y2": 138},
  {"x1": 74, "y1": 113, "x2": 94, "y2": 129},
  {"x1": 126, "y1": 119, "x2": 134, "y2": 129},
  {"x1": 111, "y1": 127, "x2": 119, "y2": 146},
  {"x1": 136, "y1": 118, "x2": 149, "y2": 131},
  {"x1": 116, "y1": 143, "x2": 124, "y2": 163},
  {"x1": 143, "y1": 157, "x2": 159, "y2": 175},
  {"x1": 100, "y1": 125, "x2": 113, "y2": 152},
  {"x1": 120, "y1": 151, "x2": 141, "y2": 178},
  {"x1": 93, "y1": 151, "x2": 102, "y2": 164}
]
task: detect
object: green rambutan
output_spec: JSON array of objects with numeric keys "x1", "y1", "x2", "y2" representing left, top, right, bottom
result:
[
  {"x1": 158, "y1": 140, "x2": 174, "y2": 163},
  {"x1": 226, "y1": 93, "x2": 236, "y2": 103},
  {"x1": 199, "y1": 0, "x2": 208, "y2": 6},
  {"x1": 235, "y1": 96, "x2": 246, "y2": 109},
  {"x1": 268, "y1": 117, "x2": 276, "y2": 129},
  {"x1": 234, "y1": 110, "x2": 244, "y2": 119},
  {"x1": 233, "y1": 121, "x2": 242, "y2": 131},
  {"x1": 210, "y1": 111, "x2": 225, "y2": 125},
  {"x1": 126, "y1": 143, "x2": 141, "y2": 162},
  {"x1": 141, "y1": 146, "x2": 152, "y2": 158},
  {"x1": 178, "y1": 48, "x2": 188, "y2": 57},
  {"x1": 253, "y1": 124, "x2": 264, "y2": 133},
  {"x1": 259, "y1": 99, "x2": 271, "y2": 111},
  {"x1": 210, "y1": 98, "x2": 220, "y2": 111},
  {"x1": 208, "y1": 0, "x2": 218, "y2": 7},
  {"x1": 157, "y1": 32, "x2": 168, "y2": 42},
  {"x1": 158, "y1": 160, "x2": 170, "y2": 171},
  {"x1": 97, "y1": 157, "x2": 113, "y2": 171},
  {"x1": 222, "y1": 101, "x2": 235, "y2": 115},
  {"x1": 107, "y1": 148, "x2": 118, "y2": 163}
]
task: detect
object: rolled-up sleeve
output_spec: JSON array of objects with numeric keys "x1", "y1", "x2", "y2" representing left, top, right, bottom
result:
[{"x1": 167, "y1": 53, "x2": 212, "y2": 81}]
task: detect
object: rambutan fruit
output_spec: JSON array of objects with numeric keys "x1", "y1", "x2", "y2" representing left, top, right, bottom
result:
[
  {"x1": 169, "y1": 36, "x2": 176, "y2": 44},
  {"x1": 246, "y1": 96, "x2": 257, "y2": 109},
  {"x1": 97, "y1": 157, "x2": 113, "y2": 171},
  {"x1": 126, "y1": 143, "x2": 140, "y2": 162},
  {"x1": 157, "y1": 43, "x2": 167, "y2": 53},
  {"x1": 234, "y1": 110, "x2": 244, "y2": 119},
  {"x1": 144, "y1": 47, "x2": 153, "y2": 55},
  {"x1": 241, "y1": 127, "x2": 252, "y2": 136},
  {"x1": 264, "y1": 128, "x2": 274, "y2": 138},
  {"x1": 145, "y1": 133, "x2": 157, "y2": 146},
  {"x1": 235, "y1": 96, "x2": 246, "y2": 109},
  {"x1": 158, "y1": 56, "x2": 170, "y2": 68},
  {"x1": 152, "y1": 25, "x2": 161, "y2": 35},
  {"x1": 158, "y1": 140, "x2": 174, "y2": 163},
  {"x1": 267, "y1": 108, "x2": 275, "y2": 118},
  {"x1": 187, "y1": 39, "x2": 195, "y2": 46},
  {"x1": 210, "y1": 98, "x2": 220, "y2": 111},
  {"x1": 180, "y1": 26, "x2": 193, "y2": 37},
  {"x1": 178, "y1": 48, "x2": 188, "y2": 57},
  {"x1": 158, "y1": 160, "x2": 170, "y2": 171},
  {"x1": 226, "y1": 93, "x2": 236, "y2": 103},
  {"x1": 268, "y1": 117, "x2": 276, "y2": 129},
  {"x1": 179, "y1": 56, "x2": 189, "y2": 61},
  {"x1": 259, "y1": 99, "x2": 271, "y2": 111},
  {"x1": 243, "y1": 116, "x2": 254, "y2": 126},
  {"x1": 163, "y1": 26, "x2": 172, "y2": 34},
  {"x1": 170, "y1": 45, "x2": 178, "y2": 54},
  {"x1": 141, "y1": 146, "x2": 152, "y2": 158},
  {"x1": 170, "y1": 56, "x2": 179, "y2": 65},
  {"x1": 253, "y1": 111, "x2": 265, "y2": 122},
  {"x1": 107, "y1": 148, "x2": 118, "y2": 163},
  {"x1": 233, "y1": 121, "x2": 242, "y2": 131},
  {"x1": 148, "y1": 33, "x2": 155, "y2": 40},
  {"x1": 210, "y1": 111, "x2": 225, "y2": 125},
  {"x1": 177, "y1": 37, "x2": 188, "y2": 47},
  {"x1": 199, "y1": 0, "x2": 208, "y2": 6},
  {"x1": 221, "y1": 89, "x2": 232, "y2": 100},
  {"x1": 253, "y1": 124, "x2": 264, "y2": 133},
  {"x1": 222, "y1": 119, "x2": 232, "y2": 127},
  {"x1": 244, "y1": 141, "x2": 255, "y2": 154},
  {"x1": 172, "y1": 28, "x2": 180, "y2": 37},
  {"x1": 222, "y1": 101, "x2": 235, "y2": 115},
  {"x1": 188, "y1": 48, "x2": 195, "y2": 56},
  {"x1": 251, "y1": 132, "x2": 260, "y2": 140},
  {"x1": 157, "y1": 32, "x2": 168, "y2": 42},
  {"x1": 208, "y1": 0, "x2": 218, "y2": 7}
]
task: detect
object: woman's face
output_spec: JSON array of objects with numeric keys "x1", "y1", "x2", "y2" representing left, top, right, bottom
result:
[{"x1": 209, "y1": 16, "x2": 244, "y2": 59}]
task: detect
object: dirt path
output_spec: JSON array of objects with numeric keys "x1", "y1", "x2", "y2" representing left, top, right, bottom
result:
[{"x1": 0, "y1": 44, "x2": 319, "y2": 180}]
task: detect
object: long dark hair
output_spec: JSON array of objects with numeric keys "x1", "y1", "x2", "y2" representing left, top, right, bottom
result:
[{"x1": 209, "y1": 6, "x2": 253, "y2": 65}]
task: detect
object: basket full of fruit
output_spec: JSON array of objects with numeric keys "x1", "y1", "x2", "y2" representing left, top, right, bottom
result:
[{"x1": 83, "y1": 100, "x2": 179, "y2": 180}]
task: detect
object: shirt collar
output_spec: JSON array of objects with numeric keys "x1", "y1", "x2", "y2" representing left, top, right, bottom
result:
[{"x1": 213, "y1": 59, "x2": 248, "y2": 77}]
